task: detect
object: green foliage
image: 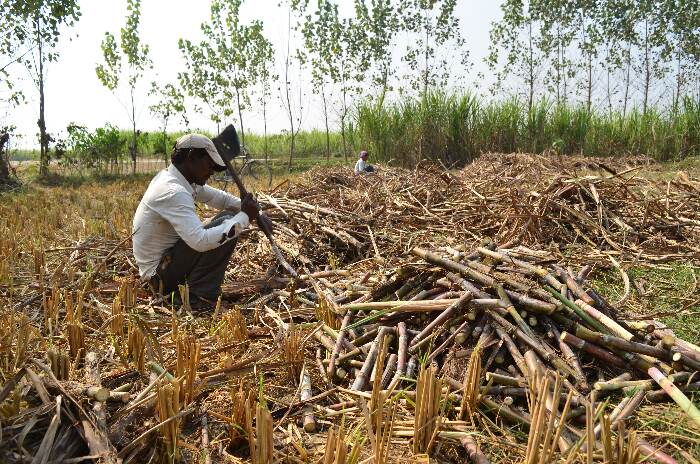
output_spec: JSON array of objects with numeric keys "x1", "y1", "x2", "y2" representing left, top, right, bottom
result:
[
  {"x1": 57, "y1": 123, "x2": 127, "y2": 173},
  {"x1": 352, "y1": 91, "x2": 700, "y2": 166},
  {"x1": 487, "y1": 0, "x2": 700, "y2": 114},
  {"x1": 1, "y1": 0, "x2": 81, "y2": 175},
  {"x1": 95, "y1": 32, "x2": 120, "y2": 91},
  {"x1": 95, "y1": 0, "x2": 151, "y2": 92},
  {"x1": 400, "y1": 0, "x2": 468, "y2": 94},
  {"x1": 95, "y1": 0, "x2": 151, "y2": 173},
  {"x1": 149, "y1": 82, "x2": 188, "y2": 155},
  {"x1": 178, "y1": 0, "x2": 274, "y2": 144}
]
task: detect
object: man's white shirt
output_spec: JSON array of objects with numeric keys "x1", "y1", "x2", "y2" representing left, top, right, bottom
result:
[
  {"x1": 354, "y1": 158, "x2": 366, "y2": 174},
  {"x1": 132, "y1": 164, "x2": 249, "y2": 280}
]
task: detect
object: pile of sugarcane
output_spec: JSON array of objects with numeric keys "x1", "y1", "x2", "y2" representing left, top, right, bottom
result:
[
  {"x1": 237, "y1": 153, "x2": 700, "y2": 282},
  {"x1": 302, "y1": 242, "x2": 700, "y2": 462}
]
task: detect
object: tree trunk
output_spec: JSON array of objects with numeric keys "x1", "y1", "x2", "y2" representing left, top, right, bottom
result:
[
  {"x1": 0, "y1": 133, "x2": 10, "y2": 182},
  {"x1": 674, "y1": 47, "x2": 682, "y2": 112},
  {"x1": 587, "y1": 52, "x2": 593, "y2": 111},
  {"x1": 643, "y1": 19, "x2": 650, "y2": 115},
  {"x1": 322, "y1": 84, "x2": 330, "y2": 161},
  {"x1": 235, "y1": 87, "x2": 246, "y2": 148},
  {"x1": 527, "y1": 22, "x2": 534, "y2": 113},
  {"x1": 623, "y1": 44, "x2": 631, "y2": 118},
  {"x1": 262, "y1": 94, "x2": 268, "y2": 163},
  {"x1": 37, "y1": 18, "x2": 48, "y2": 177},
  {"x1": 285, "y1": 6, "x2": 294, "y2": 172},
  {"x1": 605, "y1": 46, "x2": 613, "y2": 117},
  {"x1": 162, "y1": 121, "x2": 169, "y2": 168},
  {"x1": 340, "y1": 86, "x2": 348, "y2": 163},
  {"x1": 285, "y1": 76, "x2": 294, "y2": 172},
  {"x1": 131, "y1": 88, "x2": 137, "y2": 175},
  {"x1": 423, "y1": 7, "x2": 429, "y2": 96}
]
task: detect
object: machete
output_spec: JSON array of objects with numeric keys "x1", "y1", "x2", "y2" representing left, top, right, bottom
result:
[{"x1": 212, "y1": 125, "x2": 298, "y2": 278}]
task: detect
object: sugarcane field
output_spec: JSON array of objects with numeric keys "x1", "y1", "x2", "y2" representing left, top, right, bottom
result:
[
  {"x1": 3, "y1": 1, "x2": 700, "y2": 463},
  {"x1": 0, "y1": 151, "x2": 698, "y2": 463}
]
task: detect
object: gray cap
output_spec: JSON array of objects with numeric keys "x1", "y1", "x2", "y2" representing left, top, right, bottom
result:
[{"x1": 175, "y1": 133, "x2": 226, "y2": 169}]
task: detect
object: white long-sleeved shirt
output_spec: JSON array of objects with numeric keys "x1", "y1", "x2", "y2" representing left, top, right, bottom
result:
[
  {"x1": 132, "y1": 164, "x2": 250, "y2": 279},
  {"x1": 354, "y1": 158, "x2": 366, "y2": 174}
]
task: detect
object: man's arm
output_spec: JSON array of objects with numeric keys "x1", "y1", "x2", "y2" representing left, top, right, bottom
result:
[
  {"x1": 152, "y1": 190, "x2": 249, "y2": 252},
  {"x1": 195, "y1": 184, "x2": 242, "y2": 212}
]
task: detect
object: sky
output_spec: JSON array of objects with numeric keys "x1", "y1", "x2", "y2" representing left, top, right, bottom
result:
[{"x1": 3, "y1": 0, "x2": 504, "y2": 149}]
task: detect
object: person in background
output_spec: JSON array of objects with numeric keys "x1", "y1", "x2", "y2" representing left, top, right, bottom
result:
[
  {"x1": 354, "y1": 150, "x2": 375, "y2": 174},
  {"x1": 132, "y1": 133, "x2": 270, "y2": 310}
]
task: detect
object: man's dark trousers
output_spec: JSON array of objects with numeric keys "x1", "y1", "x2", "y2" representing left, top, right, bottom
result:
[{"x1": 151, "y1": 211, "x2": 238, "y2": 302}]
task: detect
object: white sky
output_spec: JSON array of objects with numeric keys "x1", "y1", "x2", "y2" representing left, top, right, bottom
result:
[{"x1": 4, "y1": 0, "x2": 503, "y2": 149}]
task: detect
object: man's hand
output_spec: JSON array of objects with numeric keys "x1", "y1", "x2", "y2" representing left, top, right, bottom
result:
[
  {"x1": 240, "y1": 192, "x2": 260, "y2": 219},
  {"x1": 236, "y1": 193, "x2": 274, "y2": 236}
]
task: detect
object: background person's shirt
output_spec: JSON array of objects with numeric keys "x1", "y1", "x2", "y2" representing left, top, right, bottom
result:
[
  {"x1": 132, "y1": 164, "x2": 249, "y2": 279},
  {"x1": 354, "y1": 158, "x2": 366, "y2": 174}
]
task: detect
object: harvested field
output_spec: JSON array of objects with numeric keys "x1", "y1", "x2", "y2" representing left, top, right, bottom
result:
[{"x1": 1, "y1": 153, "x2": 699, "y2": 463}]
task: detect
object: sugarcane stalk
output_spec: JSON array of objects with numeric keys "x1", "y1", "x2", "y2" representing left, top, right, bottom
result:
[
  {"x1": 574, "y1": 299, "x2": 633, "y2": 341},
  {"x1": 410, "y1": 287, "x2": 445, "y2": 301},
  {"x1": 552, "y1": 265, "x2": 595, "y2": 306},
  {"x1": 351, "y1": 328, "x2": 388, "y2": 391},
  {"x1": 574, "y1": 325, "x2": 670, "y2": 362},
  {"x1": 352, "y1": 327, "x2": 381, "y2": 347},
  {"x1": 610, "y1": 390, "x2": 645, "y2": 429},
  {"x1": 320, "y1": 324, "x2": 354, "y2": 349},
  {"x1": 614, "y1": 372, "x2": 696, "y2": 393},
  {"x1": 299, "y1": 366, "x2": 316, "y2": 432},
  {"x1": 395, "y1": 272, "x2": 429, "y2": 299},
  {"x1": 428, "y1": 320, "x2": 470, "y2": 364},
  {"x1": 542, "y1": 318, "x2": 588, "y2": 389},
  {"x1": 466, "y1": 259, "x2": 556, "y2": 304},
  {"x1": 412, "y1": 248, "x2": 557, "y2": 313},
  {"x1": 672, "y1": 350, "x2": 700, "y2": 372},
  {"x1": 380, "y1": 353, "x2": 398, "y2": 390},
  {"x1": 471, "y1": 316, "x2": 487, "y2": 341},
  {"x1": 476, "y1": 247, "x2": 561, "y2": 289},
  {"x1": 482, "y1": 339, "x2": 504, "y2": 372},
  {"x1": 313, "y1": 330, "x2": 337, "y2": 353},
  {"x1": 544, "y1": 285, "x2": 609, "y2": 334},
  {"x1": 405, "y1": 356, "x2": 418, "y2": 380},
  {"x1": 480, "y1": 385, "x2": 528, "y2": 397},
  {"x1": 586, "y1": 393, "x2": 633, "y2": 447},
  {"x1": 523, "y1": 350, "x2": 544, "y2": 384},
  {"x1": 386, "y1": 322, "x2": 410, "y2": 387},
  {"x1": 479, "y1": 397, "x2": 531, "y2": 427},
  {"x1": 485, "y1": 372, "x2": 527, "y2": 387},
  {"x1": 560, "y1": 332, "x2": 627, "y2": 368},
  {"x1": 494, "y1": 283, "x2": 535, "y2": 338},
  {"x1": 627, "y1": 354, "x2": 700, "y2": 428},
  {"x1": 494, "y1": 327, "x2": 529, "y2": 378},
  {"x1": 316, "y1": 348, "x2": 332, "y2": 388},
  {"x1": 460, "y1": 435, "x2": 490, "y2": 464},
  {"x1": 489, "y1": 311, "x2": 578, "y2": 379},
  {"x1": 646, "y1": 382, "x2": 700, "y2": 402},
  {"x1": 409, "y1": 292, "x2": 473, "y2": 353},
  {"x1": 327, "y1": 312, "x2": 352, "y2": 379},
  {"x1": 446, "y1": 272, "x2": 491, "y2": 299},
  {"x1": 623, "y1": 320, "x2": 656, "y2": 333},
  {"x1": 637, "y1": 439, "x2": 678, "y2": 464},
  {"x1": 592, "y1": 373, "x2": 632, "y2": 391}
]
